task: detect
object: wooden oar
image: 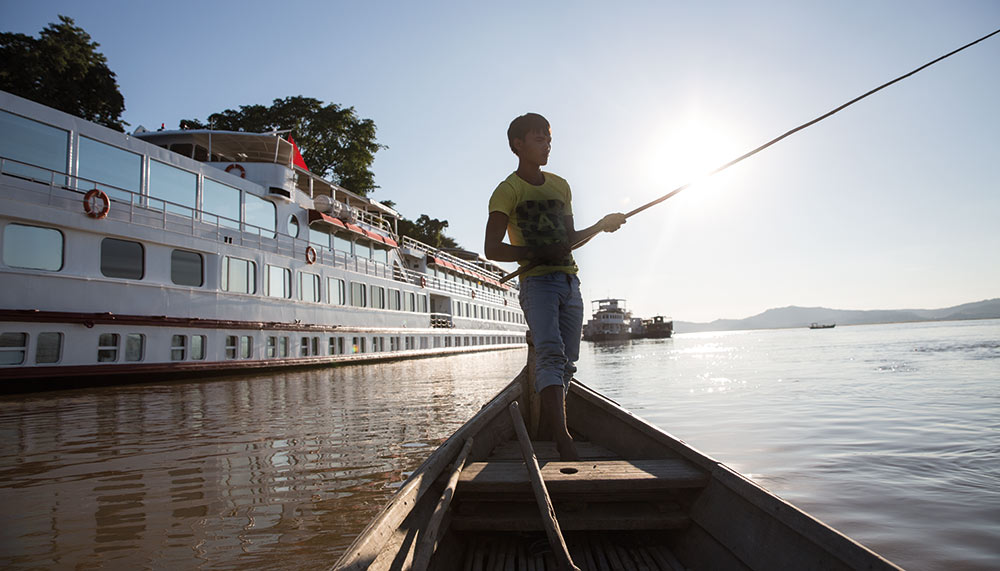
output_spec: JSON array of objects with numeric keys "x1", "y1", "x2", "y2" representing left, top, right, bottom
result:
[
  {"x1": 497, "y1": 26, "x2": 1000, "y2": 285},
  {"x1": 508, "y1": 401, "x2": 580, "y2": 571},
  {"x1": 412, "y1": 437, "x2": 475, "y2": 571}
]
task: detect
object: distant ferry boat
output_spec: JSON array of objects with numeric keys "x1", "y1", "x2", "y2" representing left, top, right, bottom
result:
[
  {"x1": 0, "y1": 91, "x2": 527, "y2": 390},
  {"x1": 582, "y1": 299, "x2": 632, "y2": 342},
  {"x1": 632, "y1": 315, "x2": 673, "y2": 339}
]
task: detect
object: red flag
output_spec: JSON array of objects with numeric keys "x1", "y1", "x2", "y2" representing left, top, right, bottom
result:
[{"x1": 288, "y1": 136, "x2": 309, "y2": 171}]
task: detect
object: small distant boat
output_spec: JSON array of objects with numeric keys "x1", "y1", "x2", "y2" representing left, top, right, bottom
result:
[
  {"x1": 335, "y1": 371, "x2": 901, "y2": 570},
  {"x1": 809, "y1": 323, "x2": 836, "y2": 329}
]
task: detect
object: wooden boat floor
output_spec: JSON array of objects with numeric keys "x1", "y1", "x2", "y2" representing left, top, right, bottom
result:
[{"x1": 458, "y1": 530, "x2": 686, "y2": 571}]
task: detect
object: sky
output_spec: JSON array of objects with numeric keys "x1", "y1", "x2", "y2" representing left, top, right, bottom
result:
[{"x1": 3, "y1": 1, "x2": 998, "y2": 322}]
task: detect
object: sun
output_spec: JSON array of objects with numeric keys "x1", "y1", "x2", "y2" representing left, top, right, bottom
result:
[{"x1": 636, "y1": 115, "x2": 745, "y2": 205}]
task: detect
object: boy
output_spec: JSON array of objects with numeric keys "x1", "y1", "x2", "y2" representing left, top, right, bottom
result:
[{"x1": 484, "y1": 113, "x2": 625, "y2": 460}]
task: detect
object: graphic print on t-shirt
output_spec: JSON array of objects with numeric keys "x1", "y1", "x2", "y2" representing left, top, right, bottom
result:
[{"x1": 514, "y1": 199, "x2": 575, "y2": 267}]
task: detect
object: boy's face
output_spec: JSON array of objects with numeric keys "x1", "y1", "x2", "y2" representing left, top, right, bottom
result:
[{"x1": 515, "y1": 129, "x2": 551, "y2": 166}]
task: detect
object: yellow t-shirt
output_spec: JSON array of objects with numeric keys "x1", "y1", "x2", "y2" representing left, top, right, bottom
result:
[{"x1": 488, "y1": 171, "x2": 578, "y2": 277}]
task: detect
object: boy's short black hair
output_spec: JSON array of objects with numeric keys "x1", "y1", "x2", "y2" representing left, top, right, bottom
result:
[{"x1": 507, "y1": 113, "x2": 550, "y2": 155}]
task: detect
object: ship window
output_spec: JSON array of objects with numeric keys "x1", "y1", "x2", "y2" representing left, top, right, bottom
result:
[
  {"x1": 388, "y1": 289, "x2": 401, "y2": 311},
  {"x1": 101, "y1": 238, "x2": 144, "y2": 280},
  {"x1": 351, "y1": 282, "x2": 367, "y2": 307},
  {"x1": 193, "y1": 145, "x2": 209, "y2": 161},
  {"x1": 149, "y1": 160, "x2": 197, "y2": 216},
  {"x1": 309, "y1": 227, "x2": 331, "y2": 249},
  {"x1": 267, "y1": 265, "x2": 291, "y2": 298},
  {"x1": 225, "y1": 335, "x2": 237, "y2": 359},
  {"x1": 404, "y1": 292, "x2": 414, "y2": 312},
  {"x1": 299, "y1": 272, "x2": 321, "y2": 302},
  {"x1": 3, "y1": 224, "x2": 63, "y2": 271},
  {"x1": 333, "y1": 234, "x2": 351, "y2": 254},
  {"x1": 171, "y1": 335, "x2": 186, "y2": 361},
  {"x1": 328, "y1": 278, "x2": 346, "y2": 305},
  {"x1": 267, "y1": 336, "x2": 277, "y2": 358},
  {"x1": 279, "y1": 336, "x2": 289, "y2": 358},
  {"x1": 300, "y1": 337, "x2": 309, "y2": 356},
  {"x1": 125, "y1": 333, "x2": 144, "y2": 361},
  {"x1": 287, "y1": 215, "x2": 300, "y2": 238},
  {"x1": 371, "y1": 285, "x2": 385, "y2": 309},
  {"x1": 192, "y1": 335, "x2": 206, "y2": 360},
  {"x1": 171, "y1": 249, "x2": 203, "y2": 286},
  {"x1": 0, "y1": 109, "x2": 68, "y2": 180},
  {"x1": 35, "y1": 332, "x2": 62, "y2": 364},
  {"x1": 240, "y1": 336, "x2": 252, "y2": 359},
  {"x1": 222, "y1": 256, "x2": 256, "y2": 294},
  {"x1": 373, "y1": 247, "x2": 388, "y2": 265},
  {"x1": 0, "y1": 332, "x2": 27, "y2": 365},
  {"x1": 355, "y1": 241, "x2": 371, "y2": 260},
  {"x1": 78, "y1": 136, "x2": 141, "y2": 202},
  {"x1": 419, "y1": 295, "x2": 428, "y2": 313},
  {"x1": 244, "y1": 193, "x2": 276, "y2": 238},
  {"x1": 203, "y1": 179, "x2": 241, "y2": 229},
  {"x1": 97, "y1": 333, "x2": 119, "y2": 362},
  {"x1": 169, "y1": 143, "x2": 194, "y2": 158}
]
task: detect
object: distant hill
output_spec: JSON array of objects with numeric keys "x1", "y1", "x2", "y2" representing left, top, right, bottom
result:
[{"x1": 675, "y1": 298, "x2": 1000, "y2": 333}]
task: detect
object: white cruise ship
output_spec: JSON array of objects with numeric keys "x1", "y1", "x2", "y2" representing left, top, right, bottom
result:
[{"x1": 0, "y1": 91, "x2": 527, "y2": 390}]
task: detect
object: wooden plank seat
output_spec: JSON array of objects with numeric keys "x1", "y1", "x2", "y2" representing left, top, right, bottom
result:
[
  {"x1": 458, "y1": 458, "x2": 709, "y2": 498},
  {"x1": 452, "y1": 500, "x2": 690, "y2": 531},
  {"x1": 486, "y1": 441, "x2": 621, "y2": 461}
]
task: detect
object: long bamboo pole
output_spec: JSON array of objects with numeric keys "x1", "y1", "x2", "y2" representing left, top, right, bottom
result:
[{"x1": 508, "y1": 401, "x2": 580, "y2": 571}]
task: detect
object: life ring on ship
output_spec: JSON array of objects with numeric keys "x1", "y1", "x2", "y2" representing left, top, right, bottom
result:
[
  {"x1": 83, "y1": 189, "x2": 111, "y2": 219},
  {"x1": 225, "y1": 164, "x2": 246, "y2": 178},
  {"x1": 419, "y1": 276, "x2": 426, "y2": 288},
  {"x1": 305, "y1": 246, "x2": 317, "y2": 265}
]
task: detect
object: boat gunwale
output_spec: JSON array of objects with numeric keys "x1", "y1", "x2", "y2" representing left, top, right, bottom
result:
[{"x1": 332, "y1": 376, "x2": 524, "y2": 570}]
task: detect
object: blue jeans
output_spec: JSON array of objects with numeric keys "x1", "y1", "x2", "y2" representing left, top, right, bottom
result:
[{"x1": 519, "y1": 273, "x2": 584, "y2": 393}]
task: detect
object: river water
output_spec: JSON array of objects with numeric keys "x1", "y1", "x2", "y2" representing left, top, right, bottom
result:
[{"x1": 0, "y1": 319, "x2": 997, "y2": 570}]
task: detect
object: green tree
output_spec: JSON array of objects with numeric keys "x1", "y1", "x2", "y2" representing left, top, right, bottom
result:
[
  {"x1": 0, "y1": 16, "x2": 126, "y2": 132},
  {"x1": 381, "y1": 200, "x2": 460, "y2": 248},
  {"x1": 182, "y1": 96, "x2": 385, "y2": 196}
]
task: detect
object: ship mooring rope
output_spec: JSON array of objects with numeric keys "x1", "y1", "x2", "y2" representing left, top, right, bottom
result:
[{"x1": 499, "y1": 26, "x2": 1000, "y2": 284}]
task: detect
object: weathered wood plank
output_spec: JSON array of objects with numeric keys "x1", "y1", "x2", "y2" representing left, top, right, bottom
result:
[
  {"x1": 509, "y1": 401, "x2": 581, "y2": 571},
  {"x1": 487, "y1": 441, "x2": 619, "y2": 461},
  {"x1": 412, "y1": 437, "x2": 474, "y2": 571},
  {"x1": 459, "y1": 458, "x2": 708, "y2": 495},
  {"x1": 451, "y1": 501, "x2": 689, "y2": 531}
]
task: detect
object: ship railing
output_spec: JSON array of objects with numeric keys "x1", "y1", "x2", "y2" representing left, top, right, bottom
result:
[
  {"x1": 398, "y1": 266, "x2": 515, "y2": 307},
  {"x1": 1, "y1": 156, "x2": 523, "y2": 297},
  {"x1": 1, "y1": 157, "x2": 398, "y2": 282},
  {"x1": 400, "y1": 235, "x2": 513, "y2": 288}
]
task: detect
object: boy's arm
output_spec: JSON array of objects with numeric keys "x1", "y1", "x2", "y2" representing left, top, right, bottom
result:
[
  {"x1": 567, "y1": 213, "x2": 627, "y2": 245},
  {"x1": 485, "y1": 211, "x2": 569, "y2": 263}
]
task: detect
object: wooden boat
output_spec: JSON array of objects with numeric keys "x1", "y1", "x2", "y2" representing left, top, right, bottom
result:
[{"x1": 334, "y1": 370, "x2": 901, "y2": 570}]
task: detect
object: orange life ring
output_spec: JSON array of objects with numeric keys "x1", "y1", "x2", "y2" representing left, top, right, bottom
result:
[
  {"x1": 225, "y1": 164, "x2": 246, "y2": 178},
  {"x1": 420, "y1": 276, "x2": 426, "y2": 288},
  {"x1": 83, "y1": 189, "x2": 111, "y2": 219},
  {"x1": 305, "y1": 246, "x2": 317, "y2": 265}
]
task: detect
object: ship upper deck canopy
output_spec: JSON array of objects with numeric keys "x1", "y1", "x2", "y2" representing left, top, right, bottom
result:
[{"x1": 134, "y1": 129, "x2": 399, "y2": 219}]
